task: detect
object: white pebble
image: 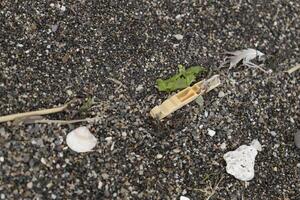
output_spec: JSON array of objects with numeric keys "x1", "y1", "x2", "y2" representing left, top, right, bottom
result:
[
  {"x1": 136, "y1": 85, "x2": 143, "y2": 92},
  {"x1": 250, "y1": 139, "x2": 262, "y2": 151},
  {"x1": 27, "y1": 182, "x2": 33, "y2": 189},
  {"x1": 174, "y1": 34, "x2": 183, "y2": 40},
  {"x1": 220, "y1": 142, "x2": 227, "y2": 150},
  {"x1": 98, "y1": 181, "x2": 103, "y2": 189},
  {"x1": 207, "y1": 128, "x2": 216, "y2": 137},
  {"x1": 41, "y1": 157, "x2": 47, "y2": 165},
  {"x1": 121, "y1": 132, "x2": 127, "y2": 138},
  {"x1": 218, "y1": 91, "x2": 225, "y2": 98},
  {"x1": 0, "y1": 157, "x2": 4, "y2": 162},
  {"x1": 156, "y1": 154, "x2": 163, "y2": 159},
  {"x1": 270, "y1": 131, "x2": 277, "y2": 137},
  {"x1": 60, "y1": 5, "x2": 66, "y2": 12}
]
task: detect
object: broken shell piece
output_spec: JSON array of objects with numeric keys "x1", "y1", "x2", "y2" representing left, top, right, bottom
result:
[
  {"x1": 66, "y1": 126, "x2": 97, "y2": 153},
  {"x1": 150, "y1": 75, "x2": 221, "y2": 120},
  {"x1": 223, "y1": 145, "x2": 258, "y2": 181}
]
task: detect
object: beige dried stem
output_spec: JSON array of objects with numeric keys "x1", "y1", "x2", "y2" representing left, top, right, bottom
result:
[
  {"x1": 0, "y1": 101, "x2": 73, "y2": 123},
  {"x1": 285, "y1": 63, "x2": 300, "y2": 74},
  {"x1": 21, "y1": 117, "x2": 100, "y2": 125}
]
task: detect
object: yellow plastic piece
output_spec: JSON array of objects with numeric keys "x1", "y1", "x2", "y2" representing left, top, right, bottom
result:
[{"x1": 150, "y1": 75, "x2": 221, "y2": 120}]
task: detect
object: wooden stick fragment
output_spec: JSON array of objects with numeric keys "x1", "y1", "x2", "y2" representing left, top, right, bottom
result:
[
  {"x1": 0, "y1": 102, "x2": 71, "y2": 123},
  {"x1": 150, "y1": 75, "x2": 221, "y2": 120},
  {"x1": 285, "y1": 63, "x2": 300, "y2": 74},
  {"x1": 23, "y1": 117, "x2": 100, "y2": 125}
]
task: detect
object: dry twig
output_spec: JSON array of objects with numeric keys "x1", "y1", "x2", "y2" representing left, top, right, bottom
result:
[
  {"x1": 285, "y1": 63, "x2": 300, "y2": 74},
  {"x1": 0, "y1": 101, "x2": 72, "y2": 123}
]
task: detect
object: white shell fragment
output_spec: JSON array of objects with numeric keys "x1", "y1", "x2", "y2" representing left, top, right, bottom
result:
[
  {"x1": 223, "y1": 144, "x2": 258, "y2": 181},
  {"x1": 66, "y1": 126, "x2": 97, "y2": 153},
  {"x1": 180, "y1": 196, "x2": 190, "y2": 200}
]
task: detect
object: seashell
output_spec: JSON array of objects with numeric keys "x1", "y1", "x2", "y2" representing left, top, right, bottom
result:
[{"x1": 66, "y1": 126, "x2": 97, "y2": 153}]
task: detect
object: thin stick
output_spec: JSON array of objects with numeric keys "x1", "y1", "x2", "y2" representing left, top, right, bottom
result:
[
  {"x1": 25, "y1": 117, "x2": 100, "y2": 125},
  {"x1": 0, "y1": 102, "x2": 71, "y2": 123},
  {"x1": 285, "y1": 63, "x2": 300, "y2": 74},
  {"x1": 107, "y1": 77, "x2": 126, "y2": 90}
]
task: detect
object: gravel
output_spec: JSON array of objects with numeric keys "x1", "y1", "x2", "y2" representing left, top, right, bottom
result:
[{"x1": 0, "y1": 1, "x2": 299, "y2": 199}]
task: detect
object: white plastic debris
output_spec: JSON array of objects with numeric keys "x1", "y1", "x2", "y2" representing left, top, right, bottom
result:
[
  {"x1": 180, "y1": 196, "x2": 190, "y2": 200},
  {"x1": 223, "y1": 144, "x2": 258, "y2": 181},
  {"x1": 207, "y1": 128, "x2": 216, "y2": 137},
  {"x1": 250, "y1": 139, "x2": 262, "y2": 151},
  {"x1": 174, "y1": 34, "x2": 184, "y2": 40},
  {"x1": 66, "y1": 126, "x2": 97, "y2": 153}
]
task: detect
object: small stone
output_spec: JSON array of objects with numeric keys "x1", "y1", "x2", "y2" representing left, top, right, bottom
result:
[
  {"x1": 101, "y1": 173, "x2": 109, "y2": 180},
  {"x1": 60, "y1": 5, "x2": 66, "y2": 12},
  {"x1": 220, "y1": 142, "x2": 227, "y2": 150},
  {"x1": 121, "y1": 132, "x2": 127, "y2": 138},
  {"x1": 105, "y1": 137, "x2": 113, "y2": 144},
  {"x1": 41, "y1": 158, "x2": 47, "y2": 165},
  {"x1": 207, "y1": 129, "x2": 216, "y2": 137},
  {"x1": 204, "y1": 111, "x2": 208, "y2": 118},
  {"x1": 250, "y1": 139, "x2": 262, "y2": 151},
  {"x1": 136, "y1": 85, "x2": 143, "y2": 92},
  {"x1": 218, "y1": 91, "x2": 225, "y2": 98},
  {"x1": 175, "y1": 14, "x2": 184, "y2": 21},
  {"x1": 270, "y1": 131, "x2": 277, "y2": 137},
  {"x1": 294, "y1": 130, "x2": 300, "y2": 149},
  {"x1": 173, "y1": 148, "x2": 181, "y2": 153},
  {"x1": 174, "y1": 34, "x2": 183, "y2": 40},
  {"x1": 156, "y1": 154, "x2": 163, "y2": 159},
  {"x1": 0, "y1": 157, "x2": 4, "y2": 162},
  {"x1": 98, "y1": 181, "x2": 103, "y2": 189},
  {"x1": 66, "y1": 90, "x2": 73, "y2": 96},
  {"x1": 27, "y1": 182, "x2": 33, "y2": 189},
  {"x1": 273, "y1": 166, "x2": 278, "y2": 172},
  {"x1": 51, "y1": 24, "x2": 58, "y2": 33},
  {"x1": 1, "y1": 194, "x2": 5, "y2": 199},
  {"x1": 195, "y1": 95, "x2": 204, "y2": 107}
]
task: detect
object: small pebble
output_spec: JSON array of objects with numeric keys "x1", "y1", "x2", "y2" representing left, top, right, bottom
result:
[
  {"x1": 98, "y1": 181, "x2": 103, "y2": 189},
  {"x1": 136, "y1": 85, "x2": 143, "y2": 92},
  {"x1": 220, "y1": 142, "x2": 227, "y2": 150},
  {"x1": 270, "y1": 131, "x2": 277, "y2": 137},
  {"x1": 207, "y1": 129, "x2": 216, "y2": 137},
  {"x1": 27, "y1": 182, "x2": 33, "y2": 189},
  {"x1": 173, "y1": 34, "x2": 183, "y2": 40},
  {"x1": 218, "y1": 91, "x2": 225, "y2": 98},
  {"x1": 294, "y1": 130, "x2": 300, "y2": 149},
  {"x1": 0, "y1": 157, "x2": 4, "y2": 162},
  {"x1": 250, "y1": 139, "x2": 262, "y2": 151},
  {"x1": 156, "y1": 154, "x2": 163, "y2": 159}
]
